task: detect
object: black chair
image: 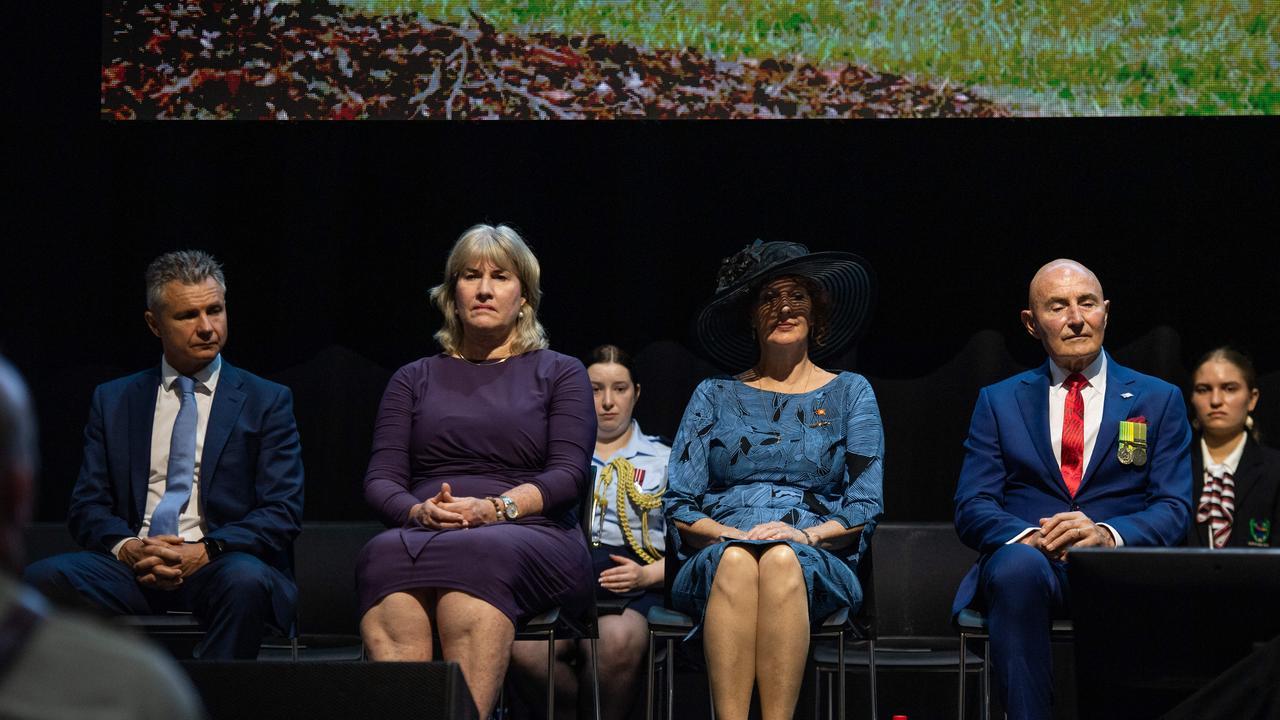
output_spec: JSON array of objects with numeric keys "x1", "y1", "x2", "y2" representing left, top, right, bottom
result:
[
  {"x1": 812, "y1": 522, "x2": 985, "y2": 720},
  {"x1": 645, "y1": 524, "x2": 857, "y2": 720},
  {"x1": 510, "y1": 592, "x2": 601, "y2": 720},
  {"x1": 266, "y1": 520, "x2": 383, "y2": 660},
  {"x1": 503, "y1": 474, "x2": 602, "y2": 720}
]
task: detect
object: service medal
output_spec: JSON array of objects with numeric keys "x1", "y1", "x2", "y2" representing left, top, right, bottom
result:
[
  {"x1": 1117, "y1": 443, "x2": 1133, "y2": 465},
  {"x1": 1131, "y1": 446, "x2": 1147, "y2": 466},
  {"x1": 1119, "y1": 420, "x2": 1148, "y2": 467}
]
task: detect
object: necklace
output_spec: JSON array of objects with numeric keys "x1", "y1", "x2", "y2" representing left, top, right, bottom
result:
[{"x1": 452, "y1": 353, "x2": 510, "y2": 366}]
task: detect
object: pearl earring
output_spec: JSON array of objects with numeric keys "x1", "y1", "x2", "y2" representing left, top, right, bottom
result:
[{"x1": 519, "y1": 310, "x2": 525, "y2": 319}]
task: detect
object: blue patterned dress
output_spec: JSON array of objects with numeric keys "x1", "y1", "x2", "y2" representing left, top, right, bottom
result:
[{"x1": 663, "y1": 372, "x2": 884, "y2": 632}]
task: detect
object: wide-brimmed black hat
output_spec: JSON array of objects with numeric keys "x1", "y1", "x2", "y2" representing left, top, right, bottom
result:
[{"x1": 694, "y1": 240, "x2": 875, "y2": 371}]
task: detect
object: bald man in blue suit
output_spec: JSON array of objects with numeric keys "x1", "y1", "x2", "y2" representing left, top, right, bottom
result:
[
  {"x1": 26, "y1": 250, "x2": 303, "y2": 659},
  {"x1": 953, "y1": 260, "x2": 1192, "y2": 720}
]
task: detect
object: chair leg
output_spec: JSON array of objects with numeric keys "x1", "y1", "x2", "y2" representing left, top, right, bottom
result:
[
  {"x1": 646, "y1": 632, "x2": 656, "y2": 720},
  {"x1": 666, "y1": 638, "x2": 676, "y2": 720},
  {"x1": 957, "y1": 631, "x2": 967, "y2": 720},
  {"x1": 826, "y1": 664, "x2": 833, "y2": 720},
  {"x1": 981, "y1": 639, "x2": 991, "y2": 720},
  {"x1": 812, "y1": 663, "x2": 821, "y2": 720},
  {"x1": 546, "y1": 631, "x2": 556, "y2": 720},
  {"x1": 589, "y1": 637, "x2": 601, "y2": 720},
  {"x1": 862, "y1": 635, "x2": 871, "y2": 720}
]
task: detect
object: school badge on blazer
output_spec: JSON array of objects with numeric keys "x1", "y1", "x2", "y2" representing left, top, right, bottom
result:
[
  {"x1": 1249, "y1": 518, "x2": 1272, "y2": 547},
  {"x1": 1117, "y1": 416, "x2": 1147, "y2": 467}
]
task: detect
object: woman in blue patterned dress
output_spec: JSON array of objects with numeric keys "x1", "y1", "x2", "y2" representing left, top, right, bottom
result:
[{"x1": 664, "y1": 241, "x2": 884, "y2": 720}]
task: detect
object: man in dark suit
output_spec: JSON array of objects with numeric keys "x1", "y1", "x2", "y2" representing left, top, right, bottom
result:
[
  {"x1": 25, "y1": 250, "x2": 304, "y2": 659},
  {"x1": 1, "y1": 354, "x2": 202, "y2": 717},
  {"x1": 953, "y1": 259, "x2": 1192, "y2": 720}
]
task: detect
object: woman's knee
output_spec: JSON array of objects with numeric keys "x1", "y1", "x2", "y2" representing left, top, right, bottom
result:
[
  {"x1": 757, "y1": 545, "x2": 803, "y2": 594},
  {"x1": 596, "y1": 615, "x2": 648, "y2": 673},
  {"x1": 510, "y1": 638, "x2": 571, "y2": 671},
  {"x1": 436, "y1": 591, "x2": 513, "y2": 641},
  {"x1": 712, "y1": 545, "x2": 759, "y2": 590}
]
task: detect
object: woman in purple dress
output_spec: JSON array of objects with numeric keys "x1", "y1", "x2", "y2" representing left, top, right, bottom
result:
[{"x1": 356, "y1": 224, "x2": 595, "y2": 718}]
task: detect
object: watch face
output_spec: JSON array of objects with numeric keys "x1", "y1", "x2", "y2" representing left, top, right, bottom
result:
[{"x1": 502, "y1": 496, "x2": 519, "y2": 519}]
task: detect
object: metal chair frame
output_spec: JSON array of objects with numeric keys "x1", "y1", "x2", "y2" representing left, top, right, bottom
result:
[
  {"x1": 812, "y1": 523, "x2": 989, "y2": 720},
  {"x1": 508, "y1": 602, "x2": 601, "y2": 720},
  {"x1": 500, "y1": 476, "x2": 604, "y2": 720}
]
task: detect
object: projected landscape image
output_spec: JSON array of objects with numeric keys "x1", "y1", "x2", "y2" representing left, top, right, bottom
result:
[{"x1": 103, "y1": 0, "x2": 1279, "y2": 119}]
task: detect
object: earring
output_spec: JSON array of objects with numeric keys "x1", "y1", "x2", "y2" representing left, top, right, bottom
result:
[
  {"x1": 1246, "y1": 415, "x2": 1255, "y2": 430},
  {"x1": 1191, "y1": 417, "x2": 1200, "y2": 431},
  {"x1": 518, "y1": 310, "x2": 525, "y2": 319}
]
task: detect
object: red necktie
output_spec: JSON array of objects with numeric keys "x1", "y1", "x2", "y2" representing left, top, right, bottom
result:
[{"x1": 1060, "y1": 373, "x2": 1088, "y2": 497}]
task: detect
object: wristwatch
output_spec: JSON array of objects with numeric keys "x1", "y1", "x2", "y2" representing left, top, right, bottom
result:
[
  {"x1": 498, "y1": 495, "x2": 519, "y2": 521},
  {"x1": 202, "y1": 537, "x2": 226, "y2": 560}
]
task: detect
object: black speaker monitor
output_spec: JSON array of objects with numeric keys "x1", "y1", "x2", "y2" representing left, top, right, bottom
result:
[
  {"x1": 1069, "y1": 547, "x2": 1280, "y2": 720},
  {"x1": 180, "y1": 660, "x2": 477, "y2": 720}
]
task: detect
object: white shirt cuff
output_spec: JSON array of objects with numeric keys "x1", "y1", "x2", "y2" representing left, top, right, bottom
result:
[
  {"x1": 1097, "y1": 522, "x2": 1124, "y2": 546},
  {"x1": 1006, "y1": 527, "x2": 1039, "y2": 544},
  {"x1": 111, "y1": 536, "x2": 140, "y2": 559}
]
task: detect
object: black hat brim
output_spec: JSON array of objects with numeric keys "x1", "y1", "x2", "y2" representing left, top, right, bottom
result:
[{"x1": 694, "y1": 251, "x2": 875, "y2": 372}]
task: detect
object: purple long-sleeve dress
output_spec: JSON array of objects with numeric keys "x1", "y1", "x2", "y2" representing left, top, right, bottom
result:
[{"x1": 355, "y1": 350, "x2": 596, "y2": 625}]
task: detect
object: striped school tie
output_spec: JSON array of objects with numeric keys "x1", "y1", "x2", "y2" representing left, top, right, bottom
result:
[{"x1": 1196, "y1": 463, "x2": 1235, "y2": 548}]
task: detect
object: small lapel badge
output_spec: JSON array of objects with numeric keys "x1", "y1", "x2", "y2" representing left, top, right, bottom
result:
[
  {"x1": 1118, "y1": 417, "x2": 1148, "y2": 466},
  {"x1": 1249, "y1": 518, "x2": 1272, "y2": 546},
  {"x1": 1121, "y1": 392, "x2": 1134, "y2": 399}
]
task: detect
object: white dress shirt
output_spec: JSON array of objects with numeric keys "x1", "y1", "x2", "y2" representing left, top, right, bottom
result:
[
  {"x1": 1048, "y1": 352, "x2": 1107, "y2": 472},
  {"x1": 1010, "y1": 352, "x2": 1123, "y2": 546},
  {"x1": 111, "y1": 355, "x2": 219, "y2": 557}
]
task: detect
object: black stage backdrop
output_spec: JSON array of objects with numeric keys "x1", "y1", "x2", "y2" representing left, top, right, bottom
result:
[{"x1": 4, "y1": 118, "x2": 1277, "y2": 524}]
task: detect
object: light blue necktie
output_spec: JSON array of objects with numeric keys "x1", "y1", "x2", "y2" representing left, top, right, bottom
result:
[{"x1": 150, "y1": 375, "x2": 197, "y2": 536}]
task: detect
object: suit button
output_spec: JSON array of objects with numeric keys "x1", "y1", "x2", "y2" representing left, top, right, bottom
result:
[{"x1": 1071, "y1": 504, "x2": 1080, "y2": 511}]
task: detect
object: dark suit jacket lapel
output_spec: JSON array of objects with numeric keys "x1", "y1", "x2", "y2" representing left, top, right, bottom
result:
[
  {"x1": 1016, "y1": 361, "x2": 1069, "y2": 498},
  {"x1": 1231, "y1": 438, "x2": 1264, "y2": 513},
  {"x1": 201, "y1": 361, "x2": 245, "y2": 500},
  {"x1": 1080, "y1": 354, "x2": 1137, "y2": 493},
  {"x1": 128, "y1": 368, "x2": 161, "y2": 524}
]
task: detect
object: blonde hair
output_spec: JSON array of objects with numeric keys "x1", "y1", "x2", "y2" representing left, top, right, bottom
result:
[{"x1": 429, "y1": 224, "x2": 549, "y2": 356}]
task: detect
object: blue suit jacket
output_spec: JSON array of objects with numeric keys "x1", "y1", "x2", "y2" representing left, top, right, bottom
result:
[
  {"x1": 952, "y1": 353, "x2": 1192, "y2": 614},
  {"x1": 66, "y1": 361, "x2": 304, "y2": 587}
]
